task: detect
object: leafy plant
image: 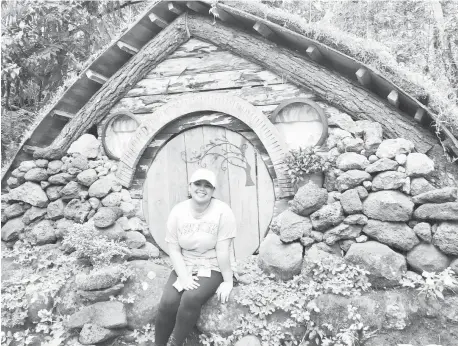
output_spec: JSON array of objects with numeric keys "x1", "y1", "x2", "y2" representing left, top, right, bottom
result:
[
  {"x1": 61, "y1": 220, "x2": 130, "y2": 268},
  {"x1": 199, "y1": 255, "x2": 371, "y2": 345},
  {"x1": 284, "y1": 146, "x2": 331, "y2": 184},
  {"x1": 132, "y1": 324, "x2": 155, "y2": 344},
  {"x1": 400, "y1": 267, "x2": 458, "y2": 300}
]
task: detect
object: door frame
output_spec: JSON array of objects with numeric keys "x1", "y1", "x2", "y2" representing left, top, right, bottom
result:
[{"x1": 117, "y1": 93, "x2": 293, "y2": 201}]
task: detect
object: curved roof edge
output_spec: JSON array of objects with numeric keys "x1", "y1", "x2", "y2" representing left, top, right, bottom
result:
[{"x1": 2, "y1": 0, "x2": 457, "y2": 184}]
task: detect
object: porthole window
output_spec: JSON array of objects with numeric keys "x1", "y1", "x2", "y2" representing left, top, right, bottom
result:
[
  {"x1": 271, "y1": 98, "x2": 328, "y2": 149},
  {"x1": 101, "y1": 112, "x2": 139, "y2": 160}
]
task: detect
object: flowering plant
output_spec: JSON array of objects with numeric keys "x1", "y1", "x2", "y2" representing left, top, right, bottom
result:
[{"x1": 284, "y1": 146, "x2": 331, "y2": 184}]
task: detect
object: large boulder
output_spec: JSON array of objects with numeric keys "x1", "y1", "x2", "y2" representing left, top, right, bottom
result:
[
  {"x1": 121, "y1": 261, "x2": 170, "y2": 329},
  {"x1": 47, "y1": 160, "x2": 63, "y2": 175},
  {"x1": 363, "y1": 191, "x2": 414, "y2": 222},
  {"x1": 45, "y1": 185, "x2": 62, "y2": 201},
  {"x1": 336, "y1": 153, "x2": 369, "y2": 171},
  {"x1": 410, "y1": 177, "x2": 435, "y2": 196},
  {"x1": 310, "y1": 202, "x2": 345, "y2": 232},
  {"x1": 270, "y1": 210, "x2": 312, "y2": 242},
  {"x1": 337, "y1": 137, "x2": 364, "y2": 153},
  {"x1": 79, "y1": 323, "x2": 122, "y2": 345},
  {"x1": 407, "y1": 243, "x2": 450, "y2": 273},
  {"x1": 336, "y1": 170, "x2": 371, "y2": 192},
  {"x1": 102, "y1": 192, "x2": 123, "y2": 208},
  {"x1": 47, "y1": 199, "x2": 65, "y2": 220},
  {"x1": 405, "y1": 153, "x2": 435, "y2": 177},
  {"x1": 345, "y1": 241, "x2": 407, "y2": 288},
  {"x1": 48, "y1": 172, "x2": 73, "y2": 185},
  {"x1": 30, "y1": 220, "x2": 56, "y2": 245},
  {"x1": 413, "y1": 202, "x2": 458, "y2": 221},
  {"x1": 69, "y1": 155, "x2": 89, "y2": 171},
  {"x1": 18, "y1": 160, "x2": 37, "y2": 172},
  {"x1": 344, "y1": 214, "x2": 368, "y2": 225},
  {"x1": 89, "y1": 177, "x2": 115, "y2": 198},
  {"x1": 433, "y1": 222, "x2": 458, "y2": 256},
  {"x1": 93, "y1": 207, "x2": 119, "y2": 228},
  {"x1": 124, "y1": 231, "x2": 146, "y2": 249},
  {"x1": 412, "y1": 187, "x2": 457, "y2": 204},
  {"x1": 323, "y1": 223, "x2": 362, "y2": 245},
  {"x1": 64, "y1": 199, "x2": 92, "y2": 223},
  {"x1": 77, "y1": 169, "x2": 98, "y2": 187},
  {"x1": 60, "y1": 181, "x2": 87, "y2": 202},
  {"x1": 413, "y1": 222, "x2": 432, "y2": 243},
  {"x1": 340, "y1": 188, "x2": 363, "y2": 214},
  {"x1": 8, "y1": 182, "x2": 48, "y2": 207},
  {"x1": 258, "y1": 233, "x2": 303, "y2": 280},
  {"x1": 326, "y1": 128, "x2": 352, "y2": 149},
  {"x1": 1, "y1": 217, "x2": 24, "y2": 241},
  {"x1": 23, "y1": 206, "x2": 47, "y2": 224},
  {"x1": 75, "y1": 266, "x2": 124, "y2": 291},
  {"x1": 362, "y1": 220, "x2": 419, "y2": 251},
  {"x1": 365, "y1": 158, "x2": 398, "y2": 174},
  {"x1": 78, "y1": 283, "x2": 125, "y2": 303},
  {"x1": 67, "y1": 134, "x2": 101, "y2": 159},
  {"x1": 375, "y1": 138, "x2": 414, "y2": 159},
  {"x1": 66, "y1": 301, "x2": 127, "y2": 329},
  {"x1": 3, "y1": 203, "x2": 26, "y2": 220},
  {"x1": 288, "y1": 182, "x2": 327, "y2": 217},
  {"x1": 355, "y1": 120, "x2": 383, "y2": 154},
  {"x1": 24, "y1": 168, "x2": 48, "y2": 182},
  {"x1": 371, "y1": 171, "x2": 406, "y2": 190},
  {"x1": 128, "y1": 242, "x2": 160, "y2": 260}
]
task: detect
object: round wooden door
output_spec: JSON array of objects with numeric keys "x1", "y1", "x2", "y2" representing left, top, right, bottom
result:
[{"x1": 143, "y1": 126, "x2": 275, "y2": 261}]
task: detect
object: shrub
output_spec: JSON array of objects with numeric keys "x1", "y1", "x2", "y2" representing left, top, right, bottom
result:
[{"x1": 284, "y1": 147, "x2": 331, "y2": 185}]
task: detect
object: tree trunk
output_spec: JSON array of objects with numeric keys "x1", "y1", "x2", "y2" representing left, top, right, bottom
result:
[{"x1": 32, "y1": 14, "x2": 190, "y2": 159}]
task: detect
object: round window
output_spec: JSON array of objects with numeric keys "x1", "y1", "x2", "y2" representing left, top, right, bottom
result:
[
  {"x1": 271, "y1": 98, "x2": 328, "y2": 149},
  {"x1": 101, "y1": 112, "x2": 139, "y2": 160}
]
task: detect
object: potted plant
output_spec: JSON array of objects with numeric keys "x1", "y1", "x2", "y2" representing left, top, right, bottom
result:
[{"x1": 284, "y1": 146, "x2": 331, "y2": 191}]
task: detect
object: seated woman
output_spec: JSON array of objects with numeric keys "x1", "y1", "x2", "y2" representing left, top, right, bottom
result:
[{"x1": 155, "y1": 168, "x2": 237, "y2": 346}]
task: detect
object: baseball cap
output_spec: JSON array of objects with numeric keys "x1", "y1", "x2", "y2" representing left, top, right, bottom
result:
[{"x1": 189, "y1": 168, "x2": 217, "y2": 188}]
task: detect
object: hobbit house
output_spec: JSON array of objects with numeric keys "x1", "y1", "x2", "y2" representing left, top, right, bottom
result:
[{"x1": 2, "y1": 1, "x2": 458, "y2": 345}]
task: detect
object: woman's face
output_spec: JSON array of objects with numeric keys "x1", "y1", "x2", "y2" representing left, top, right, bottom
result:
[{"x1": 189, "y1": 180, "x2": 215, "y2": 204}]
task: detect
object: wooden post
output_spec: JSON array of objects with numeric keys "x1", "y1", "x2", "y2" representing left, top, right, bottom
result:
[
  {"x1": 86, "y1": 70, "x2": 108, "y2": 84},
  {"x1": 306, "y1": 45, "x2": 322, "y2": 62},
  {"x1": 167, "y1": 2, "x2": 184, "y2": 15},
  {"x1": 414, "y1": 108, "x2": 425, "y2": 123},
  {"x1": 356, "y1": 67, "x2": 371, "y2": 86},
  {"x1": 253, "y1": 22, "x2": 275, "y2": 39},
  {"x1": 387, "y1": 90, "x2": 399, "y2": 107},
  {"x1": 148, "y1": 13, "x2": 169, "y2": 28},
  {"x1": 116, "y1": 41, "x2": 139, "y2": 55},
  {"x1": 186, "y1": 1, "x2": 208, "y2": 14}
]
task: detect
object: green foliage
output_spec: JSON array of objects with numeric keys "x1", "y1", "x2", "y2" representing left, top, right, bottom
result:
[
  {"x1": 200, "y1": 255, "x2": 371, "y2": 346},
  {"x1": 400, "y1": 267, "x2": 458, "y2": 300},
  {"x1": 132, "y1": 324, "x2": 155, "y2": 344},
  {"x1": 61, "y1": 220, "x2": 130, "y2": 268},
  {"x1": 1, "y1": 241, "x2": 78, "y2": 329},
  {"x1": 284, "y1": 147, "x2": 331, "y2": 184}
]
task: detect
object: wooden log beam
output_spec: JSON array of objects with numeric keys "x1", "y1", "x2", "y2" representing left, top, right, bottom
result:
[
  {"x1": 116, "y1": 41, "x2": 139, "y2": 55},
  {"x1": 52, "y1": 110, "x2": 74, "y2": 119},
  {"x1": 213, "y1": 7, "x2": 237, "y2": 24},
  {"x1": 414, "y1": 108, "x2": 426, "y2": 123},
  {"x1": 185, "y1": 14, "x2": 436, "y2": 154},
  {"x1": 32, "y1": 15, "x2": 190, "y2": 160}
]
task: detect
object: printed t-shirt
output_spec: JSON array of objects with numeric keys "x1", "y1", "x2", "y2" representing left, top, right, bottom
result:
[{"x1": 165, "y1": 198, "x2": 237, "y2": 276}]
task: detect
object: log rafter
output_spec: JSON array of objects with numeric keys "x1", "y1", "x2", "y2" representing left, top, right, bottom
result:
[
  {"x1": 30, "y1": 12, "x2": 454, "y2": 182},
  {"x1": 31, "y1": 15, "x2": 190, "y2": 159}
]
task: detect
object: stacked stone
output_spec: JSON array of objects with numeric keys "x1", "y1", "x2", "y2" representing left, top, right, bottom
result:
[
  {"x1": 258, "y1": 112, "x2": 458, "y2": 289},
  {"x1": 2, "y1": 134, "x2": 158, "y2": 260}
]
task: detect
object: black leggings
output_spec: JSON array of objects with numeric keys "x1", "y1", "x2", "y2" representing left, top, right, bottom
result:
[{"x1": 155, "y1": 270, "x2": 223, "y2": 346}]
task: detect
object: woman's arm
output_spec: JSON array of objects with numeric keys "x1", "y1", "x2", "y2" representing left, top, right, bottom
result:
[
  {"x1": 168, "y1": 243, "x2": 200, "y2": 290},
  {"x1": 215, "y1": 239, "x2": 233, "y2": 282},
  {"x1": 215, "y1": 238, "x2": 233, "y2": 303}
]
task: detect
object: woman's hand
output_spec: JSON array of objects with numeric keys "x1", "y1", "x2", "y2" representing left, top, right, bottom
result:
[
  {"x1": 178, "y1": 275, "x2": 200, "y2": 290},
  {"x1": 216, "y1": 281, "x2": 233, "y2": 303}
]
